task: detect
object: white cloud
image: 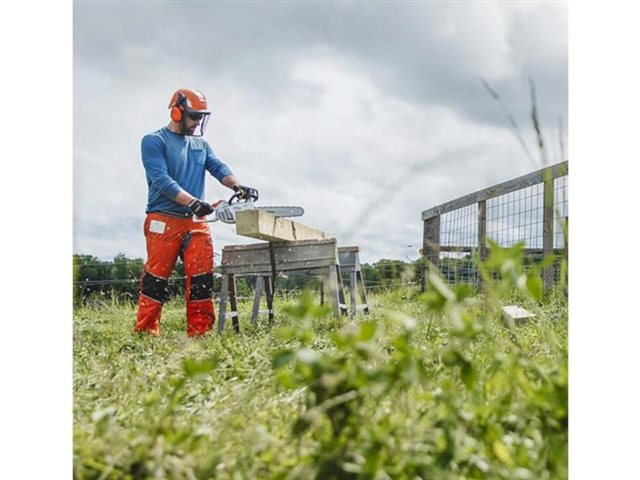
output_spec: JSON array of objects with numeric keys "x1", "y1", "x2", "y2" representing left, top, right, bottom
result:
[{"x1": 73, "y1": 2, "x2": 567, "y2": 265}]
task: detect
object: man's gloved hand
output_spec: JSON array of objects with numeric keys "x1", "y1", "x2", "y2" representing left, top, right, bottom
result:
[
  {"x1": 188, "y1": 199, "x2": 214, "y2": 217},
  {"x1": 233, "y1": 184, "x2": 259, "y2": 201}
]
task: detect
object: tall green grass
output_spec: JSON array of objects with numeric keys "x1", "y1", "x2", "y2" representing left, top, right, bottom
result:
[{"x1": 74, "y1": 244, "x2": 567, "y2": 479}]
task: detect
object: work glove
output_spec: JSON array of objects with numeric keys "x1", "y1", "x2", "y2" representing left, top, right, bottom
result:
[
  {"x1": 188, "y1": 199, "x2": 214, "y2": 217},
  {"x1": 233, "y1": 184, "x2": 259, "y2": 201}
]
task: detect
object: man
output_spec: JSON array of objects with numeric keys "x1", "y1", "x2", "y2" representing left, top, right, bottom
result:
[{"x1": 135, "y1": 87, "x2": 257, "y2": 336}]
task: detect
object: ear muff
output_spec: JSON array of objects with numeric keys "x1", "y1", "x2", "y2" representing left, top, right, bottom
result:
[{"x1": 170, "y1": 91, "x2": 186, "y2": 122}]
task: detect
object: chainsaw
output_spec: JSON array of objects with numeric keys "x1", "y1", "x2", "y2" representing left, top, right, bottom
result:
[{"x1": 196, "y1": 191, "x2": 304, "y2": 224}]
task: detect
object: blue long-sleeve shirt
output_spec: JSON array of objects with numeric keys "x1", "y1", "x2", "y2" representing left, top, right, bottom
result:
[{"x1": 141, "y1": 127, "x2": 233, "y2": 215}]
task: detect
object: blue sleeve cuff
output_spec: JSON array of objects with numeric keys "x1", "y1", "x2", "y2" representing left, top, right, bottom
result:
[
  {"x1": 212, "y1": 165, "x2": 233, "y2": 182},
  {"x1": 164, "y1": 183, "x2": 182, "y2": 200}
]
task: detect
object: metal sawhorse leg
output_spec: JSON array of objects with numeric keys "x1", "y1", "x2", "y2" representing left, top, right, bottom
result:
[
  {"x1": 338, "y1": 246, "x2": 370, "y2": 318},
  {"x1": 320, "y1": 246, "x2": 370, "y2": 318}
]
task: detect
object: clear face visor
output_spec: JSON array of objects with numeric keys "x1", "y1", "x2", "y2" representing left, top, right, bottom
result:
[{"x1": 183, "y1": 111, "x2": 211, "y2": 137}]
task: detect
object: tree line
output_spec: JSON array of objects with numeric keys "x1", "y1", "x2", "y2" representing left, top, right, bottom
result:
[{"x1": 72, "y1": 252, "x2": 492, "y2": 304}]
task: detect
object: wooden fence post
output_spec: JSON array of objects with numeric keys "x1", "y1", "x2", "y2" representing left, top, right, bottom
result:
[
  {"x1": 422, "y1": 215, "x2": 441, "y2": 291},
  {"x1": 477, "y1": 199, "x2": 487, "y2": 286},
  {"x1": 477, "y1": 200, "x2": 487, "y2": 260},
  {"x1": 543, "y1": 176, "x2": 555, "y2": 290}
]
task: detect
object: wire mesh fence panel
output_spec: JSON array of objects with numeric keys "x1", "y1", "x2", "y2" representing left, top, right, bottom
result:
[
  {"x1": 439, "y1": 204, "x2": 478, "y2": 284},
  {"x1": 422, "y1": 162, "x2": 568, "y2": 289},
  {"x1": 487, "y1": 183, "x2": 544, "y2": 249},
  {"x1": 438, "y1": 255, "x2": 479, "y2": 285},
  {"x1": 441, "y1": 204, "x2": 478, "y2": 248}
]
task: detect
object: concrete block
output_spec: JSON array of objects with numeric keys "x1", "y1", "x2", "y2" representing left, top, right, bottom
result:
[{"x1": 502, "y1": 305, "x2": 536, "y2": 324}]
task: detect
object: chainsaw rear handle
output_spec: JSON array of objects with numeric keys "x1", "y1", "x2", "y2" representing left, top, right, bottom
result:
[
  {"x1": 193, "y1": 196, "x2": 251, "y2": 223},
  {"x1": 193, "y1": 200, "x2": 226, "y2": 223},
  {"x1": 193, "y1": 189, "x2": 258, "y2": 223}
]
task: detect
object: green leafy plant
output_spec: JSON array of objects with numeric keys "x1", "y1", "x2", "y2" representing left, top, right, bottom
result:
[
  {"x1": 269, "y1": 242, "x2": 567, "y2": 479},
  {"x1": 74, "y1": 242, "x2": 566, "y2": 479}
]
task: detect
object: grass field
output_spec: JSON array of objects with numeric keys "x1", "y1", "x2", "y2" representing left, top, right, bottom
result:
[{"x1": 73, "y1": 270, "x2": 567, "y2": 480}]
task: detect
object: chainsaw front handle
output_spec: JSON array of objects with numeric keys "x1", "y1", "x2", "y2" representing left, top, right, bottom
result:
[{"x1": 229, "y1": 189, "x2": 259, "y2": 204}]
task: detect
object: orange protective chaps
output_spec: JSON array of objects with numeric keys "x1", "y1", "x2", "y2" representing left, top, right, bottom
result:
[{"x1": 135, "y1": 212, "x2": 215, "y2": 336}]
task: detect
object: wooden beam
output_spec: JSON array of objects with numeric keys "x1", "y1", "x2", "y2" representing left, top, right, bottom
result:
[
  {"x1": 235, "y1": 210, "x2": 333, "y2": 242},
  {"x1": 438, "y1": 245, "x2": 565, "y2": 255}
]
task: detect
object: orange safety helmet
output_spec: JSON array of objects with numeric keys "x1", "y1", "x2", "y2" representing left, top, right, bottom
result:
[{"x1": 168, "y1": 88, "x2": 211, "y2": 136}]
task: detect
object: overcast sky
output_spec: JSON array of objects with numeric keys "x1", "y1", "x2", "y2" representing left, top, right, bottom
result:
[{"x1": 73, "y1": 1, "x2": 567, "y2": 264}]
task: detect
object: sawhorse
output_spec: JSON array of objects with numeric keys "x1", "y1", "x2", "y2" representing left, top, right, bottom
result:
[
  {"x1": 338, "y1": 246, "x2": 370, "y2": 318},
  {"x1": 320, "y1": 246, "x2": 370, "y2": 318},
  {"x1": 217, "y1": 238, "x2": 348, "y2": 333}
]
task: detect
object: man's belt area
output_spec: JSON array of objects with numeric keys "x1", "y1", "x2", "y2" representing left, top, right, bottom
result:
[{"x1": 156, "y1": 210, "x2": 193, "y2": 219}]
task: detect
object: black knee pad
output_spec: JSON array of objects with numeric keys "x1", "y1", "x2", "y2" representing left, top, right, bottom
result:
[
  {"x1": 190, "y1": 272, "x2": 213, "y2": 301},
  {"x1": 141, "y1": 271, "x2": 170, "y2": 303}
]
